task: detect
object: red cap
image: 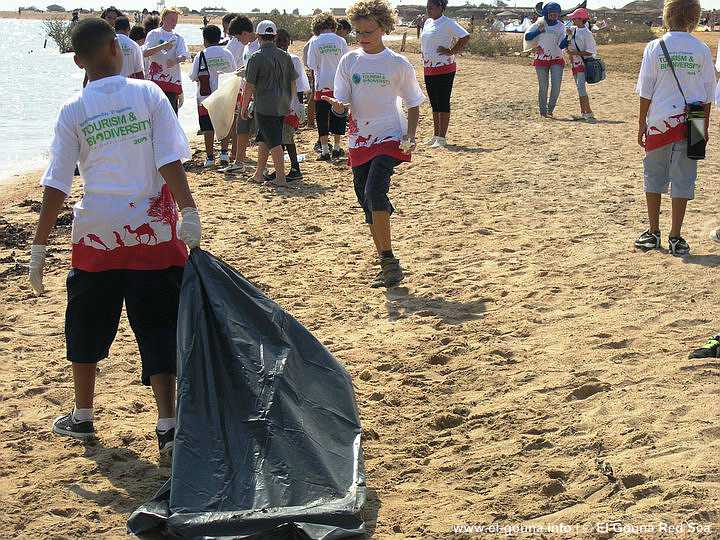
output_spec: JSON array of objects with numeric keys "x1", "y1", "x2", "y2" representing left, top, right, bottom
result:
[{"x1": 568, "y1": 7, "x2": 590, "y2": 20}]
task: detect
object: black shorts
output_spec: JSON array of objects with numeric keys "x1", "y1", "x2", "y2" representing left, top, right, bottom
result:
[
  {"x1": 65, "y1": 267, "x2": 184, "y2": 386},
  {"x1": 164, "y1": 91, "x2": 179, "y2": 114},
  {"x1": 352, "y1": 155, "x2": 401, "y2": 224},
  {"x1": 424, "y1": 72, "x2": 456, "y2": 113},
  {"x1": 199, "y1": 112, "x2": 213, "y2": 133},
  {"x1": 255, "y1": 113, "x2": 284, "y2": 150},
  {"x1": 315, "y1": 99, "x2": 347, "y2": 137}
]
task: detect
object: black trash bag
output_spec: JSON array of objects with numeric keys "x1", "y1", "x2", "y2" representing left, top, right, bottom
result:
[{"x1": 128, "y1": 249, "x2": 366, "y2": 539}]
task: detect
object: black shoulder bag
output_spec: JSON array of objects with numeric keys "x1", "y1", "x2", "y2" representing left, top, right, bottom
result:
[
  {"x1": 573, "y1": 29, "x2": 606, "y2": 84},
  {"x1": 659, "y1": 39, "x2": 706, "y2": 160}
]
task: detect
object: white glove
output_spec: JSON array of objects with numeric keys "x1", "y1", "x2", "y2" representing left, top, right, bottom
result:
[
  {"x1": 28, "y1": 244, "x2": 47, "y2": 296},
  {"x1": 178, "y1": 207, "x2": 201, "y2": 249},
  {"x1": 399, "y1": 135, "x2": 416, "y2": 154}
]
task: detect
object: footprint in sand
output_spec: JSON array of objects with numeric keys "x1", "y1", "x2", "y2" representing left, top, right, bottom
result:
[{"x1": 566, "y1": 382, "x2": 611, "y2": 401}]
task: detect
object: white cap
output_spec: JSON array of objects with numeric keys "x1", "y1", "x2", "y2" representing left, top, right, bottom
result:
[{"x1": 256, "y1": 20, "x2": 277, "y2": 36}]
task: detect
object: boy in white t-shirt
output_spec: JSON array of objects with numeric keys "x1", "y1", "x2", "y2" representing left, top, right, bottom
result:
[
  {"x1": 28, "y1": 19, "x2": 201, "y2": 457},
  {"x1": 324, "y1": 0, "x2": 425, "y2": 288},
  {"x1": 634, "y1": 0, "x2": 713, "y2": 256},
  {"x1": 190, "y1": 25, "x2": 237, "y2": 167},
  {"x1": 143, "y1": 8, "x2": 189, "y2": 113},
  {"x1": 307, "y1": 13, "x2": 349, "y2": 160},
  {"x1": 114, "y1": 16, "x2": 144, "y2": 79}
]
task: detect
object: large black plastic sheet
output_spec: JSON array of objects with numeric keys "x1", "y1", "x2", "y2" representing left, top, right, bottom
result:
[{"x1": 128, "y1": 249, "x2": 366, "y2": 539}]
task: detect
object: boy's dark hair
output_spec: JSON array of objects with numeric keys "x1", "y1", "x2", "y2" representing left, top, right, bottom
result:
[
  {"x1": 336, "y1": 18, "x2": 351, "y2": 31},
  {"x1": 203, "y1": 24, "x2": 222, "y2": 44},
  {"x1": 259, "y1": 33, "x2": 276, "y2": 42},
  {"x1": 129, "y1": 25, "x2": 146, "y2": 41},
  {"x1": 114, "y1": 16, "x2": 131, "y2": 32},
  {"x1": 276, "y1": 28, "x2": 291, "y2": 48},
  {"x1": 143, "y1": 15, "x2": 160, "y2": 33},
  {"x1": 312, "y1": 12, "x2": 337, "y2": 34},
  {"x1": 72, "y1": 18, "x2": 116, "y2": 59},
  {"x1": 100, "y1": 6, "x2": 123, "y2": 19},
  {"x1": 222, "y1": 12, "x2": 240, "y2": 27},
  {"x1": 228, "y1": 15, "x2": 253, "y2": 36}
]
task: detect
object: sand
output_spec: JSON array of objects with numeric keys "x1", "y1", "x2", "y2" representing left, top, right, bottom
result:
[{"x1": 1, "y1": 43, "x2": 720, "y2": 539}]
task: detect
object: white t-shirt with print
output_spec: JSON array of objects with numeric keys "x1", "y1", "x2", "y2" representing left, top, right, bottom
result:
[
  {"x1": 567, "y1": 26, "x2": 597, "y2": 73},
  {"x1": 636, "y1": 32, "x2": 715, "y2": 150},
  {"x1": 526, "y1": 19, "x2": 566, "y2": 64},
  {"x1": 40, "y1": 76, "x2": 190, "y2": 272},
  {"x1": 242, "y1": 39, "x2": 260, "y2": 68},
  {"x1": 189, "y1": 45, "x2": 237, "y2": 107},
  {"x1": 117, "y1": 33, "x2": 144, "y2": 78},
  {"x1": 285, "y1": 53, "x2": 311, "y2": 127},
  {"x1": 420, "y1": 15, "x2": 469, "y2": 74},
  {"x1": 143, "y1": 27, "x2": 189, "y2": 93},
  {"x1": 225, "y1": 36, "x2": 244, "y2": 67},
  {"x1": 334, "y1": 48, "x2": 426, "y2": 166},
  {"x1": 307, "y1": 32, "x2": 348, "y2": 96}
]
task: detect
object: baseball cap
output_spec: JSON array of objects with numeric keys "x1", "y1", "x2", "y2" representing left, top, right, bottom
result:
[
  {"x1": 256, "y1": 20, "x2": 277, "y2": 35},
  {"x1": 568, "y1": 7, "x2": 590, "y2": 20}
]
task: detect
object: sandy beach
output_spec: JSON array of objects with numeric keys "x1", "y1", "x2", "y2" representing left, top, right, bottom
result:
[{"x1": 1, "y1": 40, "x2": 720, "y2": 539}]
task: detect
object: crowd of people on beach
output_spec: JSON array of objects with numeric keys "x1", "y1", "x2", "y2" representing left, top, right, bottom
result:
[{"x1": 22, "y1": 0, "x2": 720, "y2": 466}]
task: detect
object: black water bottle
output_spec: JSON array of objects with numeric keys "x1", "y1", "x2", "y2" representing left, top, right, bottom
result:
[{"x1": 687, "y1": 102, "x2": 706, "y2": 160}]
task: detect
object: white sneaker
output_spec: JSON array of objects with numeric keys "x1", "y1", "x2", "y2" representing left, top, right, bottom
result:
[
  {"x1": 219, "y1": 151, "x2": 230, "y2": 166},
  {"x1": 424, "y1": 136, "x2": 437, "y2": 146},
  {"x1": 710, "y1": 227, "x2": 720, "y2": 244},
  {"x1": 431, "y1": 137, "x2": 447, "y2": 148},
  {"x1": 203, "y1": 158, "x2": 215, "y2": 168}
]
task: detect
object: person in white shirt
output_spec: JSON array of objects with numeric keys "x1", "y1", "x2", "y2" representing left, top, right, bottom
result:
[
  {"x1": 324, "y1": 0, "x2": 425, "y2": 288},
  {"x1": 420, "y1": 0, "x2": 470, "y2": 148},
  {"x1": 143, "y1": 8, "x2": 189, "y2": 113},
  {"x1": 565, "y1": 8, "x2": 597, "y2": 122},
  {"x1": 189, "y1": 25, "x2": 237, "y2": 167},
  {"x1": 29, "y1": 18, "x2": 200, "y2": 455},
  {"x1": 302, "y1": 31, "x2": 319, "y2": 130},
  {"x1": 307, "y1": 13, "x2": 349, "y2": 160},
  {"x1": 634, "y1": 0, "x2": 713, "y2": 256},
  {"x1": 524, "y1": 3, "x2": 568, "y2": 118},
  {"x1": 114, "y1": 16, "x2": 144, "y2": 79}
]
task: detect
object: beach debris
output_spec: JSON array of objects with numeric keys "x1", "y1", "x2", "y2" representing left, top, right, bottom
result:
[
  {"x1": 595, "y1": 458, "x2": 616, "y2": 481},
  {"x1": 0, "y1": 217, "x2": 30, "y2": 248}
]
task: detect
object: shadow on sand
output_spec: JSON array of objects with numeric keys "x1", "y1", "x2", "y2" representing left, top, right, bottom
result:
[{"x1": 385, "y1": 287, "x2": 486, "y2": 325}]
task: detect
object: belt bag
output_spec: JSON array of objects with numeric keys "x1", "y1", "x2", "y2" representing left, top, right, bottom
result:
[{"x1": 659, "y1": 39, "x2": 706, "y2": 160}]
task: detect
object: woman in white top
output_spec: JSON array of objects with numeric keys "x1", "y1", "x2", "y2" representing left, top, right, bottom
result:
[
  {"x1": 565, "y1": 8, "x2": 597, "y2": 122},
  {"x1": 420, "y1": 0, "x2": 470, "y2": 148}
]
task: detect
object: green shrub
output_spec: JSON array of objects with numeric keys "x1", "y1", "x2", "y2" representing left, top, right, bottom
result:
[
  {"x1": 594, "y1": 23, "x2": 655, "y2": 45},
  {"x1": 250, "y1": 14, "x2": 312, "y2": 41},
  {"x1": 42, "y1": 16, "x2": 73, "y2": 53},
  {"x1": 465, "y1": 30, "x2": 521, "y2": 57}
]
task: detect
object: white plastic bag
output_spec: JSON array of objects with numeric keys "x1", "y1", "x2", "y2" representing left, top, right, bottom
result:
[{"x1": 202, "y1": 73, "x2": 241, "y2": 140}]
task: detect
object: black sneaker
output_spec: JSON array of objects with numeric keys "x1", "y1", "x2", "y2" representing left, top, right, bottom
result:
[
  {"x1": 668, "y1": 236, "x2": 690, "y2": 256},
  {"x1": 286, "y1": 168, "x2": 303, "y2": 181},
  {"x1": 634, "y1": 229, "x2": 661, "y2": 251},
  {"x1": 317, "y1": 153, "x2": 331, "y2": 162},
  {"x1": 262, "y1": 170, "x2": 277, "y2": 182},
  {"x1": 371, "y1": 256, "x2": 404, "y2": 288},
  {"x1": 52, "y1": 411, "x2": 95, "y2": 439},
  {"x1": 331, "y1": 148, "x2": 345, "y2": 159},
  {"x1": 689, "y1": 335, "x2": 720, "y2": 359},
  {"x1": 156, "y1": 427, "x2": 175, "y2": 456}
]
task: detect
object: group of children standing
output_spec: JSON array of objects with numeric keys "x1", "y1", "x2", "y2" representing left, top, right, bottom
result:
[{"x1": 29, "y1": 0, "x2": 424, "y2": 456}]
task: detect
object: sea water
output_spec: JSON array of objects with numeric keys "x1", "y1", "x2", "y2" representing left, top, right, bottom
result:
[{"x1": 0, "y1": 18, "x2": 202, "y2": 182}]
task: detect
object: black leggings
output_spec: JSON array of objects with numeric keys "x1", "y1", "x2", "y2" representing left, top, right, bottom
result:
[
  {"x1": 424, "y1": 72, "x2": 456, "y2": 113},
  {"x1": 315, "y1": 99, "x2": 347, "y2": 137}
]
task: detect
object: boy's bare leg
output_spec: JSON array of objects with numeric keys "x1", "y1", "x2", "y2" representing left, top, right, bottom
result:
[
  {"x1": 645, "y1": 192, "x2": 661, "y2": 232},
  {"x1": 203, "y1": 131, "x2": 214, "y2": 158},
  {"x1": 221, "y1": 134, "x2": 229, "y2": 153},
  {"x1": 369, "y1": 211, "x2": 392, "y2": 254},
  {"x1": 253, "y1": 142, "x2": 270, "y2": 182},
  {"x1": 73, "y1": 362, "x2": 97, "y2": 409},
  {"x1": 670, "y1": 198, "x2": 688, "y2": 238},
  {"x1": 439, "y1": 112, "x2": 450, "y2": 138},
  {"x1": 235, "y1": 133, "x2": 250, "y2": 164},
  {"x1": 268, "y1": 145, "x2": 288, "y2": 185},
  {"x1": 432, "y1": 112, "x2": 440, "y2": 137},
  {"x1": 333, "y1": 134, "x2": 342, "y2": 149},
  {"x1": 307, "y1": 97, "x2": 316, "y2": 128},
  {"x1": 150, "y1": 373, "x2": 176, "y2": 420},
  {"x1": 229, "y1": 117, "x2": 238, "y2": 160}
]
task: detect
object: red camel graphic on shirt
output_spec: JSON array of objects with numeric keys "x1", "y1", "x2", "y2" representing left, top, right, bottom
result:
[
  {"x1": 148, "y1": 62, "x2": 169, "y2": 80},
  {"x1": 86, "y1": 233, "x2": 110, "y2": 250},
  {"x1": 113, "y1": 231, "x2": 126, "y2": 248},
  {"x1": 123, "y1": 223, "x2": 158, "y2": 244}
]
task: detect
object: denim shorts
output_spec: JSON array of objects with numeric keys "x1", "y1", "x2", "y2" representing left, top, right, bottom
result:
[
  {"x1": 643, "y1": 140, "x2": 697, "y2": 200},
  {"x1": 351, "y1": 155, "x2": 401, "y2": 224}
]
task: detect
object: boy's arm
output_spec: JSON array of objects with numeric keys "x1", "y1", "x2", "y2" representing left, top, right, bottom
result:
[
  {"x1": 638, "y1": 97, "x2": 651, "y2": 147},
  {"x1": 240, "y1": 83, "x2": 255, "y2": 119}
]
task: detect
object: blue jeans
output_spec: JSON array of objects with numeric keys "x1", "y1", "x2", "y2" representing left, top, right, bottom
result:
[{"x1": 535, "y1": 64, "x2": 564, "y2": 115}]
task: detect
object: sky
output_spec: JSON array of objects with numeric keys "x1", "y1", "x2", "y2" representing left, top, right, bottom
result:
[{"x1": 4, "y1": 0, "x2": 720, "y2": 14}]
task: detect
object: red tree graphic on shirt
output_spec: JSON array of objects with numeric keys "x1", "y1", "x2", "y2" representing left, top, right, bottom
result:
[{"x1": 147, "y1": 184, "x2": 179, "y2": 241}]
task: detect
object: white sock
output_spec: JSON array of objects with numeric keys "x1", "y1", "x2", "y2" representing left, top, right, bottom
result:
[
  {"x1": 321, "y1": 143, "x2": 329, "y2": 155},
  {"x1": 156, "y1": 417, "x2": 176, "y2": 433},
  {"x1": 72, "y1": 407, "x2": 93, "y2": 422}
]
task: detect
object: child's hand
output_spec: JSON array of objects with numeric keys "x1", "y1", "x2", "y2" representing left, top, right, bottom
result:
[
  {"x1": 637, "y1": 124, "x2": 647, "y2": 148},
  {"x1": 178, "y1": 207, "x2": 201, "y2": 249},
  {"x1": 320, "y1": 95, "x2": 348, "y2": 115},
  {"x1": 28, "y1": 244, "x2": 46, "y2": 295},
  {"x1": 166, "y1": 57, "x2": 178, "y2": 68},
  {"x1": 161, "y1": 41, "x2": 174, "y2": 51},
  {"x1": 437, "y1": 46, "x2": 453, "y2": 56},
  {"x1": 399, "y1": 135, "x2": 416, "y2": 154}
]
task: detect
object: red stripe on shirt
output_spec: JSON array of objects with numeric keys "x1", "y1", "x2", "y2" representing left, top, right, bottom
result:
[
  {"x1": 349, "y1": 140, "x2": 411, "y2": 168},
  {"x1": 72, "y1": 240, "x2": 187, "y2": 272},
  {"x1": 644, "y1": 122, "x2": 686, "y2": 152},
  {"x1": 424, "y1": 62, "x2": 457, "y2": 76},
  {"x1": 151, "y1": 79, "x2": 182, "y2": 94},
  {"x1": 314, "y1": 89, "x2": 334, "y2": 102},
  {"x1": 533, "y1": 58, "x2": 565, "y2": 68}
]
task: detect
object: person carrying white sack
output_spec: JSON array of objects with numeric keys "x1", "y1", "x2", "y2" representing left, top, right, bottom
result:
[{"x1": 524, "y1": 2, "x2": 568, "y2": 118}]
